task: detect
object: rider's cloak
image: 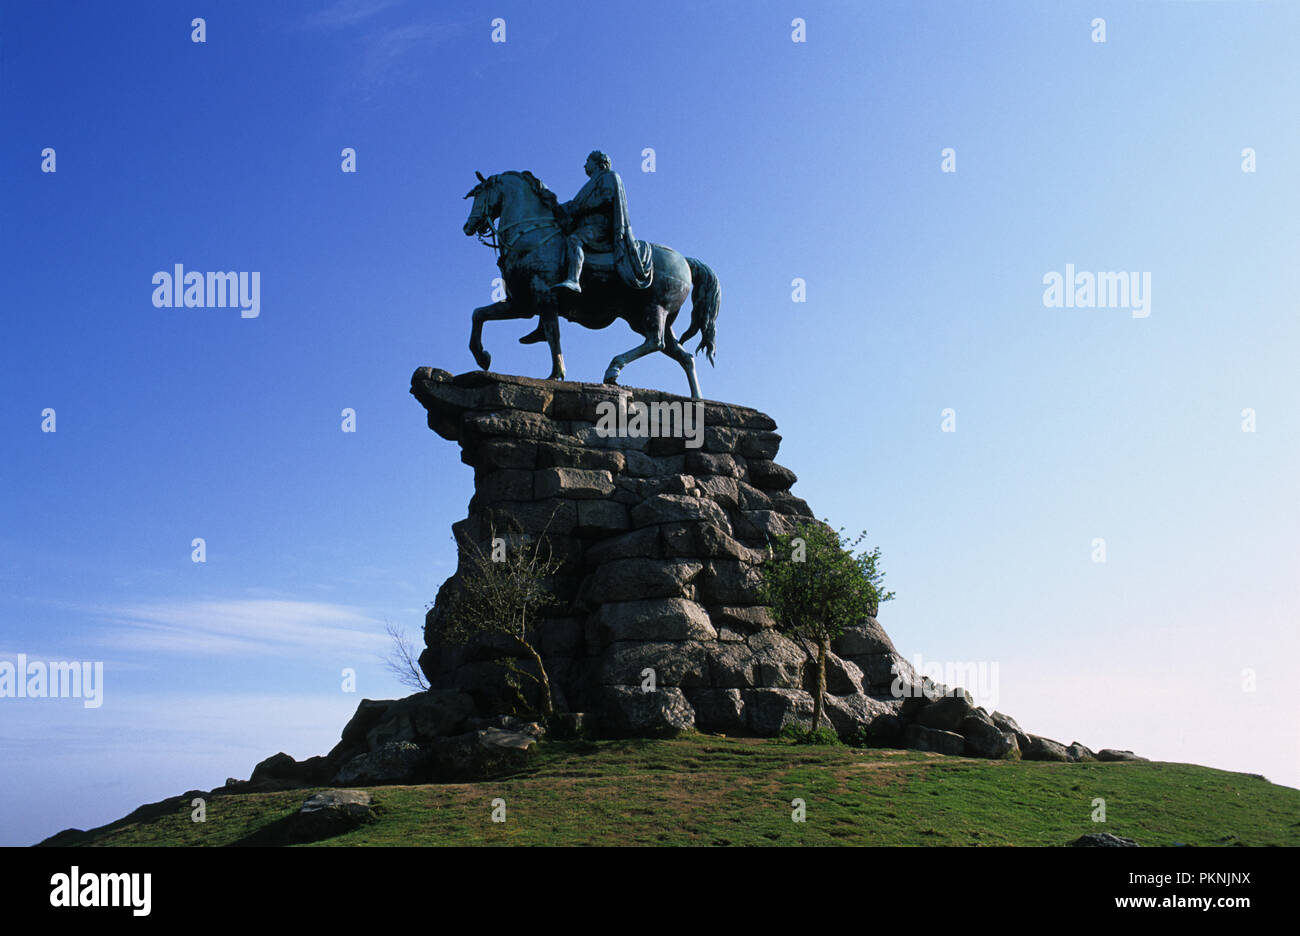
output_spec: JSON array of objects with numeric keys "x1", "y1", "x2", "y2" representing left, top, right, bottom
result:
[{"x1": 562, "y1": 168, "x2": 653, "y2": 290}]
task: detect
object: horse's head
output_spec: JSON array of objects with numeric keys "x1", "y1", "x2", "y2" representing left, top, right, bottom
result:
[{"x1": 462, "y1": 171, "x2": 500, "y2": 237}]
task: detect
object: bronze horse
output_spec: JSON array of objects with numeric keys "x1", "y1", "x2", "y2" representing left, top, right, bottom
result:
[{"x1": 462, "y1": 170, "x2": 719, "y2": 399}]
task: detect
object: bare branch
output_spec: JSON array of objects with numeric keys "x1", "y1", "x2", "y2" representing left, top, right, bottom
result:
[{"x1": 383, "y1": 620, "x2": 430, "y2": 692}]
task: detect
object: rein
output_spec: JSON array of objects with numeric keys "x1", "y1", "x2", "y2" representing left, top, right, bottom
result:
[{"x1": 475, "y1": 208, "x2": 563, "y2": 260}]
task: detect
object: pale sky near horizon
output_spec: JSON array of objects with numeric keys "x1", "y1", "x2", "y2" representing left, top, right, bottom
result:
[{"x1": 2, "y1": 0, "x2": 1298, "y2": 846}]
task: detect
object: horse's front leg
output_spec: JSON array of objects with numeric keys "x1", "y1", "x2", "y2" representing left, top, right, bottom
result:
[
  {"x1": 531, "y1": 277, "x2": 566, "y2": 381},
  {"x1": 542, "y1": 313, "x2": 565, "y2": 381},
  {"x1": 470, "y1": 300, "x2": 530, "y2": 370}
]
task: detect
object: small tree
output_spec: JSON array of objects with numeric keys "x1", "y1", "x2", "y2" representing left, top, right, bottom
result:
[
  {"x1": 434, "y1": 524, "x2": 564, "y2": 720},
  {"x1": 758, "y1": 521, "x2": 895, "y2": 733},
  {"x1": 383, "y1": 621, "x2": 430, "y2": 692}
]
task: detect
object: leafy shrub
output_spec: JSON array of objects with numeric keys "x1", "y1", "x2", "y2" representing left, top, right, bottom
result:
[{"x1": 777, "y1": 724, "x2": 843, "y2": 746}]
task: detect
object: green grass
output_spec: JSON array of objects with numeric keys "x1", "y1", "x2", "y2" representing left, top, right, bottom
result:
[{"x1": 49, "y1": 735, "x2": 1300, "y2": 846}]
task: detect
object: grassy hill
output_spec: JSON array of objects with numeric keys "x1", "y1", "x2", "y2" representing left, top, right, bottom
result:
[{"x1": 42, "y1": 735, "x2": 1300, "y2": 846}]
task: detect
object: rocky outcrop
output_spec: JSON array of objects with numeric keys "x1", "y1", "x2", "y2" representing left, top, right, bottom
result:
[
  {"x1": 281, "y1": 367, "x2": 1131, "y2": 768},
  {"x1": 410, "y1": 367, "x2": 934, "y2": 742}
]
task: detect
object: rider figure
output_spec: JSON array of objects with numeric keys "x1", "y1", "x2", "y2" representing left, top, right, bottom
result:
[
  {"x1": 552, "y1": 150, "x2": 652, "y2": 294},
  {"x1": 519, "y1": 151, "x2": 653, "y2": 346}
]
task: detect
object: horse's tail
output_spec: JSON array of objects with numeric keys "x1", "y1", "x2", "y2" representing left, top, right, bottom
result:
[{"x1": 680, "y1": 256, "x2": 720, "y2": 366}]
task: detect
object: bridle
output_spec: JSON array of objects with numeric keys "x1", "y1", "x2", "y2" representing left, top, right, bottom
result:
[{"x1": 468, "y1": 175, "x2": 562, "y2": 260}]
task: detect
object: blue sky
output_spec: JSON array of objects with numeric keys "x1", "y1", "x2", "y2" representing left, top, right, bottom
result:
[{"x1": 2, "y1": 0, "x2": 1298, "y2": 845}]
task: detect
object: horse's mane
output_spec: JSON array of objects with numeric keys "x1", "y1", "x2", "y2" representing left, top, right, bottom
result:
[{"x1": 502, "y1": 170, "x2": 560, "y2": 215}]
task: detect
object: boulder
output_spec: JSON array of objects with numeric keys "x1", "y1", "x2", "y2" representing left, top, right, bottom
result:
[
  {"x1": 902, "y1": 724, "x2": 967, "y2": 756},
  {"x1": 706, "y1": 641, "x2": 762, "y2": 688},
  {"x1": 855, "y1": 653, "x2": 914, "y2": 694},
  {"x1": 744, "y1": 688, "x2": 814, "y2": 735},
  {"x1": 599, "y1": 641, "x2": 710, "y2": 688},
  {"x1": 332, "y1": 741, "x2": 431, "y2": 785},
  {"x1": 583, "y1": 527, "x2": 661, "y2": 565},
  {"x1": 463, "y1": 409, "x2": 557, "y2": 441},
  {"x1": 472, "y1": 439, "x2": 540, "y2": 471},
  {"x1": 864, "y1": 713, "x2": 905, "y2": 747},
  {"x1": 694, "y1": 475, "x2": 741, "y2": 510},
  {"x1": 824, "y1": 693, "x2": 895, "y2": 738},
  {"x1": 1096, "y1": 749, "x2": 1147, "y2": 762},
  {"x1": 537, "y1": 441, "x2": 625, "y2": 472},
  {"x1": 736, "y1": 430, "x2": 781, "y2": 460},
  {"x1": 594, "y1": 598, "x2": 716, "y2": 642},
  {"x1": 250, "y1": 751, "x2": 333, "y2": 786},
  {"x1": 697, "y1": 560, "x2": 764, "y2": 605},
  {"x1": 687, "y1": 688, "x2": 747, "y2": 734},
  {"x1": 364, "y1": 691, "x2": 477, "y2": 749},
  {"x1": 959, "y1": 716, "x2": 1021, "y2": 759},
  {"x1": 474, "y1": 469, "x2": 535, "y2": 504},
  {"x1": 596, "y1": 686, "x2": 696, "y2": 737},
  {"x1": 1022, "y1": 735, "x2": 1072, "y2": 762},
  {"x1": 250, "y1": 752, "x2": 300, "y2": 784},
  {"x1": 746, "y1": 460, "x2": 797, "y2": 490},
  {"x1": 294, "y1": 790, "x2": 375, "y2": 837},
  {"x1": 535, "y1": 467, "x2": 615, "y2": 499},
  {"x1": 705, "y1": 605, "x2": 774, "y2": 633},
  {"x1": 821, "y1": 653, "x2": 864, "y2": 696},
  {"x1": 660, "y1": 521, "x2": 762, "y2": 562},
  {"x1": 630, "y1": 493, "x2": 731, "y2": 531},
  {"x1": 428, "y1": 728, "x2": 537, "y2": 780},
  {"x1": 734, "y1": 510, "x2": 795, "y2": 539},
  {"x1": 586, "y1": 558, "x2": 703, "y2": 603},
  {"x1": 684, "y1": 451, "x2": 745, "y2": 479},
  {"x1": 768, "y1": 492, "x2": 815, "y2": 518},
  {"x1": 1066, "y1": 742, "x2": 1097, "y2": 763},
  {"x1": 333, "y1": 698, "x2": 395, "y2": 757},
  {"x1": 575, "y1": 499, "x2": 630, "y2": 531},
  {"x1": 990, "y1": 710, "x2": 1025, "y2": 735},
  {"x1": 834, "y1": 619, "x2": 898, "y2": 657},
  {"x1": 913, "y1": 692, "x2": 976, "y2": 732},
  {"x1": 746, "y1": 629, "x2": 808, "y2": 689}
]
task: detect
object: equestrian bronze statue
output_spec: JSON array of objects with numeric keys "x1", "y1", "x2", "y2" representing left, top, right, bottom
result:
[{"x1": 462, "y1": 151, "x2": 720, "y2": 399}]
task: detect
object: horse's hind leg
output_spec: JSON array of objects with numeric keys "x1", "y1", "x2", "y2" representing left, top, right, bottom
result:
[
  {"x1": 470, "y1": 299, "x2": 531, "y2": 370},
  {"x1": 663, "y1": 327, "x2": 701, "y2": 399},
  {"x1": 605, "y1": 308, "x2": 667, "y2": 387}
]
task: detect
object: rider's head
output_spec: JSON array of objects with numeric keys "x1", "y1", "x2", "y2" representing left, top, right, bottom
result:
[{"x1": 585, "y1": 151, "x2": 612, "y2": 176}]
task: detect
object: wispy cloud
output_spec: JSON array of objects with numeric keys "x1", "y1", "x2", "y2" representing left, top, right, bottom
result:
[
  {"x1": 293, "y1": 0, "x2": 460, "y2": 90},
  {"x1": 299, "y1": 0, "x2": 405, "y2": 31},
  {"x1": 92, "y1": 599, "x2": 389, "y2": 657},
  {"x1": 289, "y1": 2, "x2": 463, "y2": 91},
  {"x1": 356, "y1": 21, "x2": 461, "y2": 87}
]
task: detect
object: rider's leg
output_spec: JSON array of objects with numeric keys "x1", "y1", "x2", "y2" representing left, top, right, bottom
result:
[
  {"x1": 551, "y1": 235, "x2": 584, "y2": 293},
  {"x1": 523, "y1": 236, "x2": 582, "y2": 342}
]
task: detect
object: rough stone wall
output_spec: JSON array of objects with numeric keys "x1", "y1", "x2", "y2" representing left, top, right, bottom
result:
[{"x1": 410, "y1": 367, "x2": 917, "y2": 740}]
